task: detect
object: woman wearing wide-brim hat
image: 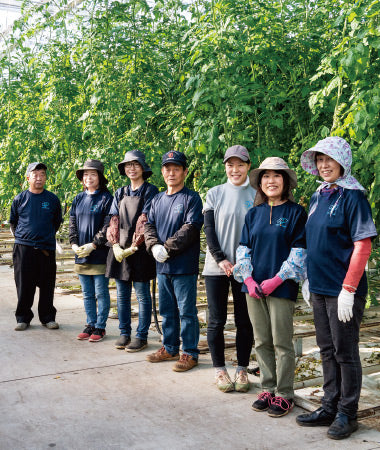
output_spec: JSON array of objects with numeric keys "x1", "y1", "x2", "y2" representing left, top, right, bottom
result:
[
  {"x1": 69, "y1": 159, "x2": 113, "y2": 342},
  {"x1": 105, "y1": 149, "x2": 158, "y2": 352},
  {"x1": 233, "y1": 156, "x2": 307, "y2": 417},
  {"x1": 296, "y1": 137, "x2": 377, "y2": 439}
]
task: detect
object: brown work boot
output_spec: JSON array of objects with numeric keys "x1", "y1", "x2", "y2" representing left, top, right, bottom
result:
[
  {"x1": 172, "y1": 353, "x2": 198, "y2": 372},
  {"x1": 146, "y1": 346, "x2": 179, "y2": 363}
]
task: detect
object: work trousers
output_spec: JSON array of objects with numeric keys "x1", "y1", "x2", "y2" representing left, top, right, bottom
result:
[
  {"x1": 312, "y1": 292, "x2": 366, "y2": 418},
  {"x1": 205, "y1": 275, "x2": 253, "y2": 367},
  {"x1": 246, "y1": 294, "x2": 295, "y2": 399},
  {"x1": 13, "y1": 243, "x2": 57, "y2": 324}
]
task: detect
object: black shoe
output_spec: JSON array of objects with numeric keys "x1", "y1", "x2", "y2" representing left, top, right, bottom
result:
[
  {"x1": 296, "y1": 407, "x2": 336, "y2": 427},
  {"x1": 327, "y1": 412, "x2": 358, "y2": 440},
  {"x1": 268, "y1": 397, "x2": 294, "y2": 417},
  {"x1": 252, "y1": 392, "x2": 274, "y2": 411},
  {"x1": 126, "y1": 338, "x2": 148, "y2": 352},
  {"x1": 115, "y1": 335, "x2": 131, "y2": 349}
]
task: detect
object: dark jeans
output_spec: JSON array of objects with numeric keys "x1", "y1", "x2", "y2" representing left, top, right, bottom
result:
[
  {"x1": 205, "y1": 275, "x2": 253, "y2": 367},
  {"x1": 312, "y1": 292, "x2": 366, "y2": 418},
  {"x1": 13, "y1": 244, "x2": 57, "y2": 324}
]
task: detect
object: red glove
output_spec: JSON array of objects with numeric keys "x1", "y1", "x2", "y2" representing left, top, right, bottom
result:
[
  {"x1": 244, "y1": 277, "x2": 264, "y2": 299},
  {"x1": 260, "y1": 275, "x2": 283, "y2": 296}
]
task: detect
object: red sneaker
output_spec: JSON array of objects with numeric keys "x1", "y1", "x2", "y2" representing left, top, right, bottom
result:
[
  {"x1": 77, "y1": 325, "x2": 94, "y2": 340},
  {"x1": 89, "y1": 328, "x2": 106, "y2": 342}
]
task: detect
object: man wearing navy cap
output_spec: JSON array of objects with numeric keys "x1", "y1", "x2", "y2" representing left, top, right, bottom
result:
[
  {"x1": 10, "y1": 162, "x2": 62, "y2": 331},
  {"x1": 145, "y1": 151, "x2": 203, "y2": 371}
]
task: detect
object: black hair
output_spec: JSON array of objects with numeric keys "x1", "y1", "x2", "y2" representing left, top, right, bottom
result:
[{"x1": 257, "y1": 170, "x2": 290, "y2": 202}]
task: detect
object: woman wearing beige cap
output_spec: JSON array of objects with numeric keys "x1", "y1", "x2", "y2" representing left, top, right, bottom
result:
[{"x1": 234, "y1": 157, "x2": 307, "y2": 417}]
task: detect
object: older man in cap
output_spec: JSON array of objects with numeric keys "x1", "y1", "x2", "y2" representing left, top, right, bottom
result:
[
  {"x1": 10, "y1": 162, "x2": 62, "y2": 331},
  {"x1": 145, "y1": 150, "x2": 203, "y2": 371}
]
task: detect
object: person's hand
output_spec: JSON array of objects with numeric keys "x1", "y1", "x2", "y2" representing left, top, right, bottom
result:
[
  {"x1": 71, "y1": 244, "x2": 79, "y2": 253},
  {"x1": 260, "y1": 275, "x2": 283, "y2": 296},
  {"x1": 113, "y1": 243, "x2": 125, "y2": 262},
  {"x1": 123, "y1": 246, "x2": 138, "y2": 258},
  {"x1": 337, "y1": 288, "x2": 354, "y2": 323},
  {"x1": 301, "y1": 279, "x2": 311, "y2": 307},
  {"x1": 218, "y1": 259, "x2": 234, "y2": 277},
  {"x1": 152, "y1": 244, "x2": 169, "y2": 263},
  {"x1": 244, "y1": 277, "x2": 264, "y2": 299},
  {"x1": 76, "y1": 243, "x2": 96, "y2": 258}
]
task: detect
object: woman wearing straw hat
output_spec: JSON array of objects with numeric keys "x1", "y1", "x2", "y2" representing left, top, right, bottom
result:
[
  {"x1": 234, "y1": 157, "x2": 307, "y2": 417},
  {"x1": 69, "y1": 159, "x2": 113, "y2": 342},
  {"x1": 106, "y1": 150, "x2": 158, "y2": 352},
  {"x1": 203, "y1": 145, "x2": 256, "y2": 393},
  {"x1": 296, "y1": 137, "x2": 377, "y2": 439}
]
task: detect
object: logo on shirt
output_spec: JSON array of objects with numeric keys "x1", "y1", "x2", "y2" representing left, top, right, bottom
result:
[
  {"x1": 41, "y1": 202, "x2": 50, "y2": 210},
  {"x1": 90, "y1": 204, "x2": 100, "y2": 213},
  {"x1": 173, "y1": 204, "x2": 184, "y2": 214},
  {"x1": 276, "y1": 218, "x2": 288, "y2": 228},
  {"x1": 245, "y1": 200, "x2": 254, "y2": 209}
]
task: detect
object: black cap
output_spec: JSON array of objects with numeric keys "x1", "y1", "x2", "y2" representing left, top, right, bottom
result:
[
  {"x1": 26, "y1": 162, "x2": 47, "y2": 176},
  {"x1": 118, "y1": 150, "x2": 152, "y2": 180},
  {"x1": 162, "y1": 151, "x2": 187, "y2": 168},
  {"x1": 76, "y1": 159, "x2": 108, "y2": 184}
]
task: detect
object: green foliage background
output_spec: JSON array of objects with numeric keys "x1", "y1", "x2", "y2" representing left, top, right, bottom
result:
[{"x1": 0, "y1": 0, "x2": 379, "y2": 226}]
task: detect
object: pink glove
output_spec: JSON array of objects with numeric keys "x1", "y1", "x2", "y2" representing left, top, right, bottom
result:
[
  {"x1": 244, "y1": 277, "x2": 264, "y2": 299},
  {"x1": 260, "y1": 275, "x2": 283, "y2": 296}
]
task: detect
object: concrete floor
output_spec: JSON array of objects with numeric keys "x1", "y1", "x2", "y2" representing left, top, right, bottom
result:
[{"x1": 1, "y1": 265, "x2": 380, "y2": 450}]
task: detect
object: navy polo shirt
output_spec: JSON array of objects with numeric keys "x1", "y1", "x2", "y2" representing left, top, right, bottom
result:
[
  {"x1": 240, "y1": 200, "x2": 307, "y2": 301},
  {"x1": 10, "y1": 189, "x2": 62, "y2": 250},
  {"x1": 70, "y1": 189, "x2": 113, "y2": 264},
  {"x1": 306, "y1": 188, "x2": 377, "y2": 297},
  {"x1": 148, "y1": 187, "x2": 203, "y2": 275}
]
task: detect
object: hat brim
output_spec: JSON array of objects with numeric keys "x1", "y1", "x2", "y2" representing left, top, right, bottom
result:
[
  {"x1": 118, "y1": 158, "x2": 152, "y2": 179},
  {"x1": 249, "y1": 168, "x2": 297, "y2": 190}
]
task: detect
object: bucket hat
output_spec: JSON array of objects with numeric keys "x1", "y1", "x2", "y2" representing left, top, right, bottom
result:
[
  {"x1": 118, "y1": 150, "x2": 152, "y2": 179},
  {"x1": 76, "y1": 159, "x2": 108, "y2": 184},
  {"x1": 249, "y1": 157, "x2": 297, "y2": 206},
  {"x1": 223, "y1": 145, "x2": 250, "y2": 163},
  {"x1": 26, "y1": 162, "x2": 47, "y2": 177}
]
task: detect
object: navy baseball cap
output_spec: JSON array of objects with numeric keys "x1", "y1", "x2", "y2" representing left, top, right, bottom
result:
[
  {"x1": 26, "y1": 162, "x2": 47, "y2": 176},
  {"x1": 162, "y1": 151, "x2": 187, "y2": 168}
]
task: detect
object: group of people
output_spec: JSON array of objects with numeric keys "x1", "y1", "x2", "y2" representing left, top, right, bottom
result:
[{"x1": 10, "y1": 136, "x2": 377, "y2": 440}]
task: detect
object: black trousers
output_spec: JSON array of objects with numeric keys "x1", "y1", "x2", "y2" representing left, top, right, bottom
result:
[
  {"x1": 13, "y1": 244, "x2": 57, "y2": 324},
  {"x1": 312, "y1": 292, "x2": 366, "y2": 418},
  {"x1": 205, "y1": 275, "x2": 254, "y2": 367}
]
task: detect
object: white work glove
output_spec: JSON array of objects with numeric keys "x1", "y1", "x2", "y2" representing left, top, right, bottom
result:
[
  {"x1": 72, "y1": 244, "x2": 79, "y2": 253},
  {"x1": 123, "y1": 246, "x2": 138, "y2": 258},
  {"x1": 152, "y1": 244, "x2": 169, "y2": 263},
  {"x1": 337, "y1": 288, "x2": 354, "y2": 323},
  {"x1": 301, "y1": 279, "x2": 311, "y2": 307},
  {"x1": 113, "y1": 243, "x2": 125, "y2": 263},
  {"x1": 76, "y1": 243, "x2": 96, "y2": 258}
]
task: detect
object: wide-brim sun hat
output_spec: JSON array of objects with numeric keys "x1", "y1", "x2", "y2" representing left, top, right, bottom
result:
[
  {"x1": 76, "y1": 159, "x2": 108, "y2": 184},
  {"x1": 118, "y1": 150, "x2": 152, "y2": 179},
  {"x1": 249, "y1": 157, "x2": 297, "y2": 206}
]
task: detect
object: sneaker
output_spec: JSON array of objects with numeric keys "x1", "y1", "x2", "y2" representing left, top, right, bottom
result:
[
  {"x1": 234, "y1": 369, "x2": 250, "y2": 393},
  {"x1": 115, "y1": 335, "x2": 131, "y2": 349},
  {"x1": 89, "y1": 328, "x2": 106, "y2": 342},
  {"x1": 43, "y1": 321, "x2": 59, "y2": 329},
  {"x1": 172, "y1": 353, "x2": 198, "y2": 372},
  {"x1": 252, "y1": 392, "x2": 275, "y2": 412},
  {"x1": 15, "y1": 322, "x2": 29, "y2": 331},
  {"x1": 267, "y1": 396, "x2": 294, "y2": 417},
  {"x1": 77, "y1": 325, "x2": 95, "y2": 340},
  {"x1": 215, "y1": 371, "x2": 234, "y2": 393},
  {"x1": 146, "y1": 346, "x2": 179, "y2": 363},
  {"x1": 126, "y1": 338, "x2": 148, "y2": 352}
]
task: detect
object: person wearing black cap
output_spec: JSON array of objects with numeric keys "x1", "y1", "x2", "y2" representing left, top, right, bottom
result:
[
  {"x1": 203, "y1": 145, "x2": 256, "y2": 392},
  {"x1": 145, "y1": 151, "x2": 203, "y2": 371},
  {"x1": 10, "y1": 162, "x2": 62, "y2": 331},
  {"x1": 69, "y1": 159, "x2": 113, "y2": 342},
  {"x1": 105, "y1": 150, "x2": 158, "y2": 352}
]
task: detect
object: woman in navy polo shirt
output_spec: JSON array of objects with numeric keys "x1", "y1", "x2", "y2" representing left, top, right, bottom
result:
[
  {"x1": 69, "y1": 160, "x2": 113, "y2": 342},
  {"x1": 296, "y1": 137, "x2": 377, "y2": 440},
  {"x1": 234, "y1": 157, "x2": 307, "y2": 418}
]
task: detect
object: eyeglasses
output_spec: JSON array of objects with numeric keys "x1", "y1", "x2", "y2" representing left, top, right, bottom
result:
[{"x1": 125, "y1": 162, "x2": 141, "y2": 169}]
